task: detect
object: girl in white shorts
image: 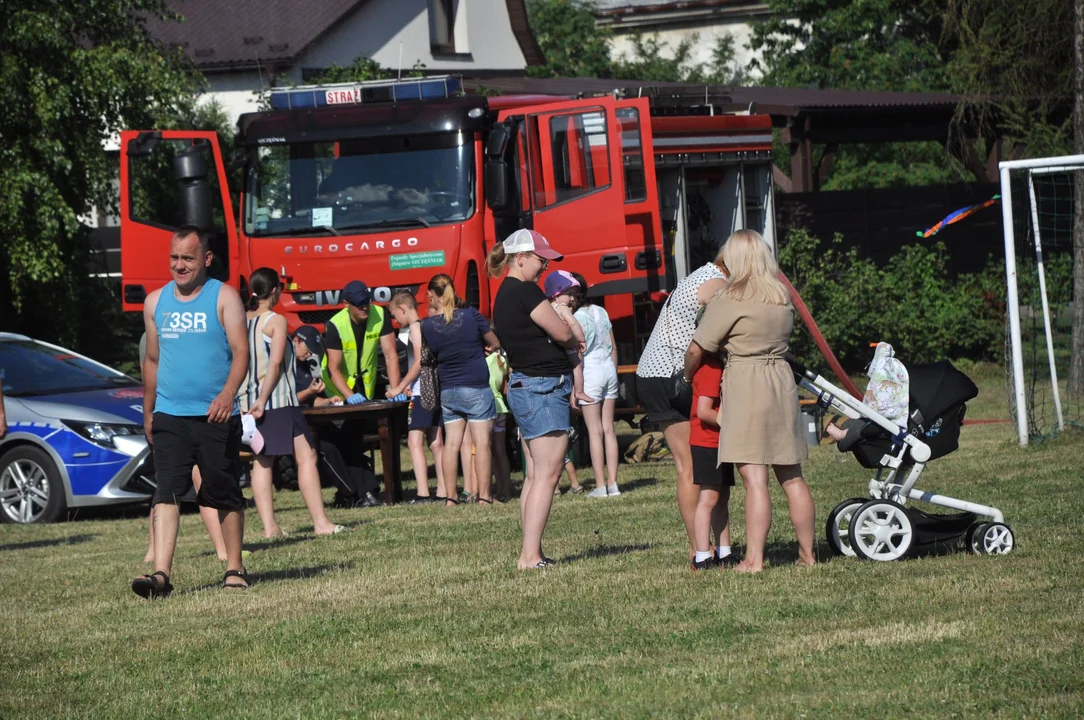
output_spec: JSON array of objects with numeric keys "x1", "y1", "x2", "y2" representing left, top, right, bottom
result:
[{"x1": 568, "y1": 274, "x2": 622, "y2": 498}]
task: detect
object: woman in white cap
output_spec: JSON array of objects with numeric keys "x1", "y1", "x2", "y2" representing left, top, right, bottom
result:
[{"x1": 486, "y1": 229, "x2": 576, "y2": 569}]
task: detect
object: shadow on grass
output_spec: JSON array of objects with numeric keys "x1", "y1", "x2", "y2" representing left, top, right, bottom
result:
[
  {"x1": 761, "y1": 536, "x2": 967, "y2": 566},
  {"x1": 0, "y1": 534, "x2": 97, "y2": 552},
  {"x1": 560, "y1": 543, "x2": 654, "y2": 564},
  {"x1": 184, "y1": 562, "x2": 356, "y2": 593},
  {"x1": 762, "y1": 539, "x2": 835, "y2": 566},
  {"x1": 616, "y1": 476, "x2": 659, "y2": 492}
]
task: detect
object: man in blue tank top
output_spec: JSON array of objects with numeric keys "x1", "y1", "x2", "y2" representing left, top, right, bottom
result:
[{"x1": 131, "y1": 226, "x2": 251, "y2": 599}]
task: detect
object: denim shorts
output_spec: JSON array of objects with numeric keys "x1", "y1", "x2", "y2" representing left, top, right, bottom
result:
[
  {"x1": 441, "y1": 385, "x2": 497, "y2": 424},
  {"x1": 507, "y1": 372, "x2": 572, "y2": 441}
]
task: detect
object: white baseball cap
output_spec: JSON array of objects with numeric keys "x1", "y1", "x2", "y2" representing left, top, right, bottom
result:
[{"x1": 502, "y1": 229, "x2": 563, "y2": 260}]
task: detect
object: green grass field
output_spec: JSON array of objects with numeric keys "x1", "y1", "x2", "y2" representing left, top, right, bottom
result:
[{"x1": 2, "y1": 364, "x2": 1082, "y2": 718}]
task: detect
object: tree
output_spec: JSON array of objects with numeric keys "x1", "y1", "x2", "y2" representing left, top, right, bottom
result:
[
  {"x1": 943, "y1": 0, "x2": 1080, "y2": 392},
  {"x1": 749, "y1": 0, "x2": 967, "y2": 189},
  {"x1": 0, "y1": 2, "x2": 203, "y2": 319},
  {"x1": 526, "y1": 0, "x2": 613, "y2": 78},
  {"x1": 612, "y1": 33, "x2": 747, "y2": 85},
  {"x1": 750, "y1": 0, "x2": 951, "y2": 92}
]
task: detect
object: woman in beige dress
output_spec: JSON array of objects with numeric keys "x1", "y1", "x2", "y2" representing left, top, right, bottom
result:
[{"x1": 685, "y1": 229, "x2": 815, "y2": 572}]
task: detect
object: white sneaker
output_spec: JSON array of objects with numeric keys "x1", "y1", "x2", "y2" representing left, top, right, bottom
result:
[
  {"x1": 553, "y1": 486, "x2": 562, "y2": 496},
  {"x1": 606, "y1": 484, "x2": 621, "y2": 496},
  {"x1": 587, "y1": 487, "x2": 609, "y2": 498}
]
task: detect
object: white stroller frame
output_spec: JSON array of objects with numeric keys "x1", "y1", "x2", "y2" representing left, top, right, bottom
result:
[{"x1": 795, "y1": 365, "x2": 1015, "y2": 560}]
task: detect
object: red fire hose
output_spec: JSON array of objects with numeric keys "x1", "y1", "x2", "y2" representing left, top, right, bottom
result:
[{"x1": 779, "y1": 272, "x2": 863, "y2": 400}]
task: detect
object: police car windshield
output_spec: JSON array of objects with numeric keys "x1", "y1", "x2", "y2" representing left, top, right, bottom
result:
[
  {"x1": 244, "y1": 132, "x2": 473, "y2": 238},
  {"x1": 0, "y1": 340, "x2": 138, "y2": 397}
]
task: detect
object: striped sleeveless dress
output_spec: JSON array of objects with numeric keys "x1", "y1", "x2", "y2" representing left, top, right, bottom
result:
[{"x1": 238, "y1": 311, "x2": 299, "y2": 412}]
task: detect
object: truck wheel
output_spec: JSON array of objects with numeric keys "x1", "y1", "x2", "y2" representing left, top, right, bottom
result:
[{"x1": 0, "y1": 445, "x2": 68, "y2": 524}]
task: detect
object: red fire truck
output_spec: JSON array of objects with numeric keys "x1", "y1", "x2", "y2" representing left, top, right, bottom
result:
[{"x1": 119, "y1": 75, "x2": 774, "y2": 374}]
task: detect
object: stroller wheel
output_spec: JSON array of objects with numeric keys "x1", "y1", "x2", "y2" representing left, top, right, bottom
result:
[
  {"x1": 966, "y1": 522, "x2": 989, "y2": 554},
  {"x1": 975, "y1": 522, "x2": 1015, "y2": 555},
  {"x1": 826, "y1": 498, "x2": 866, "y2": 557},
  {"x1": 849, "y1": 500, "x2": 914, "y2": 562}
]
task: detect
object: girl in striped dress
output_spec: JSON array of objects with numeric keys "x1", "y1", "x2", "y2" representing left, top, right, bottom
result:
[{"x1": 239, "y1": 268, "x2": 345, "y2": 537}]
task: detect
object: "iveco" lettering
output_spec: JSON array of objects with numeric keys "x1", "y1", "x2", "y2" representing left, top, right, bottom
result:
[{"x1": 312, "y1": 285, "x2": 419, "y2": 306}]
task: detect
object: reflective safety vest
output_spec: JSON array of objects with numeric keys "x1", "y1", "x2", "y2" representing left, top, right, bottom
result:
[{"x1": 322, "y1": 305, "x2": 384, "y2": 399}]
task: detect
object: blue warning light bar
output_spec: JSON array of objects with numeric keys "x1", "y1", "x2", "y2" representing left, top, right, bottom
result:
[{"x1": 269, "y1": 76, "x2": 463, "y2": 111}]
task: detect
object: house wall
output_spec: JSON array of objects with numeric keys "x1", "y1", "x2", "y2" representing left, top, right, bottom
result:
[
  {"x1": 295, "y1": 0, "x2": 526, "y2": 74},
  {"x1": 609, "y1": 20, "x2": 764, "y2": 73},
  {"x1": 202, "y1": 71, "x2": 267, "y2": 127},
  {"x1": 192, "y1": 0, "x2": 528, "y2": 131}
]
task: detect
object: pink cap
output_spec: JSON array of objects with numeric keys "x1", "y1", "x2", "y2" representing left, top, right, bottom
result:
[{"x1": 502, "y1": 228, "x2": 563, "y2": 260}]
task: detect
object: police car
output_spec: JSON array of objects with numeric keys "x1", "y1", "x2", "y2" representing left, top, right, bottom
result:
[{"x1": 0, "y1": 333, "x2": 153, "y2": 523}]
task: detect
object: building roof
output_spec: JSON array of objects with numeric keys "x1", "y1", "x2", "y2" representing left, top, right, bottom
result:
[
  {"x1": 593, "y1": 0, "x2": 766, "y2": 15},
  {"x1": 145, "y1": 0, "x2": 365, "y2": 70},
  {"x1": 145, "y1": 0, "x2": 544, "y2": 71},
  {"x1": 463, "y1": 77, "x2": 961, "y2": 115}
]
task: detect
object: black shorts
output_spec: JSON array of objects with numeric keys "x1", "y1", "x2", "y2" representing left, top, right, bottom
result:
[
  {"x1": 151, "y1": 413, "x2": 244, "y2": 511},
  {"x1": 636, "y1": 375, "x2": 688, "y2": 424},
  {"x1": 257, "y1": 406, "x2": 313, "y2": 456},
  {"x1": 691, "y1": 445, "x2": 735, "y2": 487},
  {"x1": 408, "y1": 396, "x2": 442, "y2": 431}
]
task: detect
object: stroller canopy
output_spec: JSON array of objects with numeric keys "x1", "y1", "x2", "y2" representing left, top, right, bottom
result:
[{"x1": 906, "y1": 360, "x2": 979, "y2": 426}]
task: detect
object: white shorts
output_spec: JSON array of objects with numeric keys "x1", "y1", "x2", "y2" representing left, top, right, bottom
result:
[{"x1": 581, "y1": 358, "x2": 619, "y2": 404}]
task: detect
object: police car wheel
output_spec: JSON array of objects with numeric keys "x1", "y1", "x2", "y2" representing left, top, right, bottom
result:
[{"x1": 0, "y1": 445, "x2": 67, "y2": 524}]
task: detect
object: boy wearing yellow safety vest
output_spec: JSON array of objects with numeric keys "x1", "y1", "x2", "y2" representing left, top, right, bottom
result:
[{"x1": 322, "y1": 281, "x2": 405, "y2": 404}]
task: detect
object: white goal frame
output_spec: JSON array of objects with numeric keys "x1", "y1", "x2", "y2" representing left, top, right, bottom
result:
[{"x1": 999, "y1": 154, "x2": 1084, "y2": 446}]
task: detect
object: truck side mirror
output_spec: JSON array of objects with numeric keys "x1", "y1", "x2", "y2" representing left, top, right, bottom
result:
[
  {"x1": 172, "y1": 146, "x2": 213, "y2": 230},
  {"x1": 485, "y1": 123, "x2": 512, "y2": 211}
]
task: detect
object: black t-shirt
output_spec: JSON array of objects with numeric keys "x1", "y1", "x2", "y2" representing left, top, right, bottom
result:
[
  {"x1": 324, "y1": 310, "x2": 393, "y2": 372},
  {"x1": 492, "y1": 276, "x2": 572, "y2": 377}
]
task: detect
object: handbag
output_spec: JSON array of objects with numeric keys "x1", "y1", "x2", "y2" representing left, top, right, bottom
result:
[
  {"x1": 419, "y1": 334, "x2": 440, "y2": 412},
  {"x1": 663, "y1": 295, "x2": 693, "y2": 419}
]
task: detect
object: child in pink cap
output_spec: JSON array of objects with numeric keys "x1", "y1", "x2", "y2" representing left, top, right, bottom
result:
[{"x1": 544, "y1": 270, "x2": 595, "y2": 408}]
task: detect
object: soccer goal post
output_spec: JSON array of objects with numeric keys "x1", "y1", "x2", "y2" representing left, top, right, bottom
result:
[{"x1": 1000, "y1": 154, "x2": 1084, "y2": 446}]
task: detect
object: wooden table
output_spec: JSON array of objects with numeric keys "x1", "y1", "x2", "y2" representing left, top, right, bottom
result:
[{"x1": 301, "y1": 400, "x2": 410, "y2": 504}]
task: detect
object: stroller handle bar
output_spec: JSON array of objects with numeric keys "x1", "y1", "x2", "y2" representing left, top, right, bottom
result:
[{"x1": 786, "y1": 354, "x2": 932, "y2": 464}]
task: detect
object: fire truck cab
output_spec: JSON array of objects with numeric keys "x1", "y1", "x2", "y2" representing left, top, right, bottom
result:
[{"x1": 119, "y1": 75, "x2": 774, "y2": 374}]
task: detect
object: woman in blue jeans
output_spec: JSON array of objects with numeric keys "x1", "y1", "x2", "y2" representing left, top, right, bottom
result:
[
  {"x1": 487, "y1": 229, "x2": 575, "y2": 569},
  {"x1": 423, "y1": 274, "x2": 501, "y2": 507}
]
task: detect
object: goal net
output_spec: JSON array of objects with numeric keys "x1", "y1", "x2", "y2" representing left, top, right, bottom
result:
[{"x1": 1000, "y1": 155, "x2": 1084, "y2": 445}]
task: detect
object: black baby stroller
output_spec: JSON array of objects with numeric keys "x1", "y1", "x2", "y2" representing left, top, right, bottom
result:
[{"x1": 789, "y1": 346, "x2": 1015, "y2": 561}]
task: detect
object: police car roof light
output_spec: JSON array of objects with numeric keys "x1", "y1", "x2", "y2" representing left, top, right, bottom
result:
[{"x1": 268, "y1": 76, "x2": 463, "y2": 111}]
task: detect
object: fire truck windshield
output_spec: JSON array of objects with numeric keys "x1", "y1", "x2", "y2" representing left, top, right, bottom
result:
[{"x1": 244, "y1": 132, "x2": 473, "y2": 237}]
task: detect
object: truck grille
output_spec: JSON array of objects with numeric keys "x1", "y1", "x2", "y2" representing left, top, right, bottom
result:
[{"x1": 297, "y1": 310, "x2": 338, "y2": 326}]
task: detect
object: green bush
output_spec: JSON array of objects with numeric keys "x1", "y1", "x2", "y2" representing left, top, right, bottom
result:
[{"x1": 778, "y1": 228, "x2": 1006, "y2": 372}]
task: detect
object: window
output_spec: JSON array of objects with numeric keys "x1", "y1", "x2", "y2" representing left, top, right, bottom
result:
[
  {"x1": 429, "y1": 0, "x2": 456, "y2": 52},
  {"x1": 0, "y1": 340, "x2": 137, "y2": 397},
  {"x1": 244, "y1": 133, "x2": 474, "y2": 237},
  {"x1": 532, "y1": 109, "x2": 611, "y2": 210},
  {"x1": 616, "y1": 107, "x2": 647, "y2": 203},
  {"x1": 127, "y1": 138, "x2": 226, "y2": 235}
]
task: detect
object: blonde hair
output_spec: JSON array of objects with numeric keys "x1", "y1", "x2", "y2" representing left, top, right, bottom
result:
[
  {"x1": 390, "y1": 290, "x2": 417, "y2": 310},
  {"x1": 427, "y1": 273, "x2": 457, "y2": 323},
  {"x1": 486, "y1": 244, "x2": 509, "y2": 278},
  {"x1": 720, "y1": 229, "x2": 789, "y2": 306}
]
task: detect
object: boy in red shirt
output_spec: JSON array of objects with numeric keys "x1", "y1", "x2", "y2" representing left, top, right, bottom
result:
[{"x1": 690, "y1": 354, "x2": 738, "y2": 571}]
